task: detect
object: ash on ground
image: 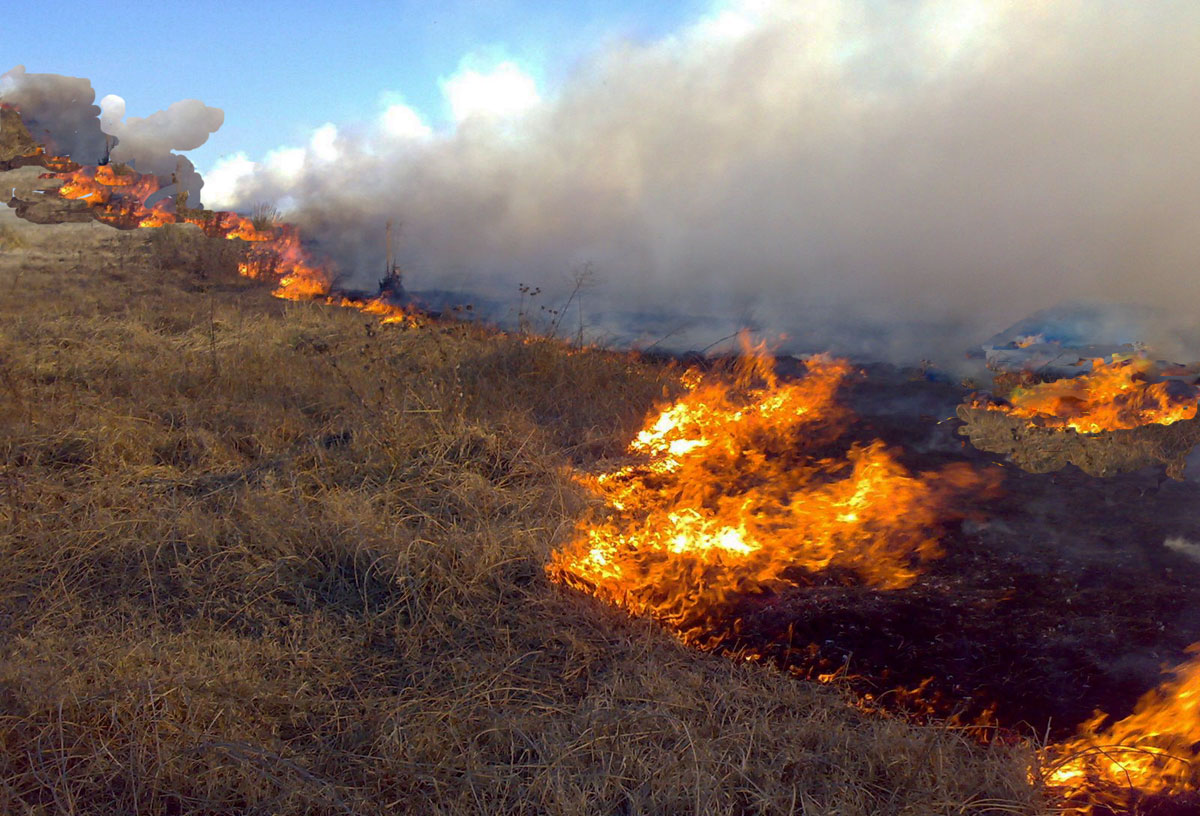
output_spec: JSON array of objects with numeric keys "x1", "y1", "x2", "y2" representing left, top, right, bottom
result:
[{"x1": 715, "y1": 361, "x2": 1200, "y2": 742}]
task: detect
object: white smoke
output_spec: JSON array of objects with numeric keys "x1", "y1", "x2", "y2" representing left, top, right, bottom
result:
[
  {"x1": 1, "y1": 65, "x2": 223, "y2": 204},
  {"x1": 1165, "y1": 537, "x2": 1200, "y2": 564},
  {"x1": 25, "y1": 0, "x2": 1200, "y2": 360},
  {"x1": 441, "y1": 60, "x2": 542, "y2": 124},
  {"x1": 99, "y1": 95, "x2": 224, "y2": 203}
]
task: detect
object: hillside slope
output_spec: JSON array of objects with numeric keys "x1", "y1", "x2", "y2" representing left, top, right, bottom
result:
[{"x1": 0, "y1": 196, "x2": 1043, "y2": 815}]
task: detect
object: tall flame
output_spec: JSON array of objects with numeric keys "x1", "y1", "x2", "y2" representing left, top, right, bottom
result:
[
  {"x1": 1044, "y1": 646, "x2": 1200, "y2": 812},
  {"x1": 548, "y1": 341, "x2": 993, "y2": 645},
  {"x1": 979, "y1": 356, "x2": 1199, "y2": 433}
]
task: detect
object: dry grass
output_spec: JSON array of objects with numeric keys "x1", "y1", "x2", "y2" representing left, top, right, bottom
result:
[
  {"x1": 250, "y1": 202, "x2": 280, "y2": 232},
  {"x1": 146, "y1": 222, "x2": 245, "y2": 277},
  {"x1": 0, "y1": 223, "x2": 26, "y2": 251},
  {"x1": 0, "y1": 218, "x2": 1047, "y2": 815}
]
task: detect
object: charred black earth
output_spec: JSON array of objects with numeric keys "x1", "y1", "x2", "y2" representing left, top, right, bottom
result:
[{"x1": 709, "y1": 361, "x2": 1200, "y2": 744}]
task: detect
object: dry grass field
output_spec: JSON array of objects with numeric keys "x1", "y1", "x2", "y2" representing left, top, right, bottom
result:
[{"x1": 0, "y1": 203, "x2": 1046, "y2": 814}]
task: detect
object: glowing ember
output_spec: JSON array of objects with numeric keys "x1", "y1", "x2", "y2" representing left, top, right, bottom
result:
[
  {"x1": 1044, "y1": 646, "x2": 1200, "y2": 812},
  {"x1": 548, "y1": 340, "x2": 993, "y2": 645},
  {"x1": 976, "y1": 355, "x2": 1199, "y2": 434}
]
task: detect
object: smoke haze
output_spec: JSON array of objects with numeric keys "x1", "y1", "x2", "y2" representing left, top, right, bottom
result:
[
  {"x1": 205, "y1": 0, "x2": 1200, "y2": 360},
  {"x1": 1, "y1": 65, "x2": 223, "y2": 203},
  {"x1": 99, "y1": 95, "x2": 224, "y2": 204},
  {"x1": 8, "y1": 0, "x2": 1200, "y2": 362},
  {"x1": 0, "y1": 65, "x2": 108, "y2": 161}
]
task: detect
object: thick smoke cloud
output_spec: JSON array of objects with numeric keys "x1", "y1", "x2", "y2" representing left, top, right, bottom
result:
[
  {"x1": 30, "y1": 0, "x2": 1200, "y2": 361},
  {"x1": 1, "y1": 66, "x2": 223, "y2": 204},
  {"x1": 0, "y1": 65, "x2": 108, "y2": 161},
  {"x1": 98, "y1": 95, "x2": 223, "y2": 204}
]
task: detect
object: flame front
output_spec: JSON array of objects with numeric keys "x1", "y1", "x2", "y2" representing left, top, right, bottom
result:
[
  {"x1": 53, "y1": 163, "x2": 171, "y2": 228},
  {"x1": 548, "y1": 344, "x2": 992, "y2": 645},
  {"x1": 979, "y1": 356, "x2": 1199, "y2": 433},
  {"x1": 46, "y1": 163, "x2": 418, "y2": 325},
  {"x1": 1044, "y1": 646, "x2": 1200, "y2": 811}
]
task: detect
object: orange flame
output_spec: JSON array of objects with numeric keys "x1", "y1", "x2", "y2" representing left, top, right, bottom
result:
[
  {"x1": 548, "y1": 341, "x2": 994, "y2": 645},
  {"x1": 52, "y1": 163, "x2": 171, "y2": 227},
  {"x1": 978, "y1": 356, "x2": 1198, "y2": 433},
  {"x1": 1044, "y1": 645, "x2": 1200, "y2": 812},
  {"x1": 44, "y1": 162, "x2": 420, "y2": 326}
]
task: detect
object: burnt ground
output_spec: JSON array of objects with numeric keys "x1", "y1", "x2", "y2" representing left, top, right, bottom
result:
[{"x1": 713, "y1": 361, "x2": 1200, "y2": 747}]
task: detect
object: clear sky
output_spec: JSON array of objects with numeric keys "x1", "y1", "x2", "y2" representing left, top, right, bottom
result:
[{"x1": 1, "y1": 0, "x2": 711, "y2": 171}]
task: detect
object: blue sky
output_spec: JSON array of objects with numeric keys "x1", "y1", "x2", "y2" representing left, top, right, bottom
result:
[{"x1": 1, "y1": 0, "x2": 711, "y2": 170}]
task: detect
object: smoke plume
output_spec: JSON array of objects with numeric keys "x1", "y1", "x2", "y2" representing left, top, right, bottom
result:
[
  {"x1": 1, "y1": 65, "x2": 223, "y2": 204},
  {"x1": 11, "y1": 0, "x2": 1200, "y2": 362},
  {"x1": 0, "y1": 65, "x2": 108, "y2": 162},
  {"x1": 99, "y1": 95, "x2": 224, "y2": 205},
  {"x1": 210, "y1": 0, "x2": 1200, "y2": 360}
]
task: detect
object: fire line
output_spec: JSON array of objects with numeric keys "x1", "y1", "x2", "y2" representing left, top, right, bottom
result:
[
  {"x1": 35, "y1": 143, "x2": 420, "y2": 326},
  {"x1": 547, "y1": 339, "x2": 995, "y2": 648}
]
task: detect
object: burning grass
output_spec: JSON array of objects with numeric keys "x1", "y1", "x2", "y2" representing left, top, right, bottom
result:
[
  {"x1": 0, "y1": 218, "x2": 1044, "y2": 814},
  {"x1": 34, "y1": 144, "x2": 418, "y2": 325},
  {"x1": 1043, "y1": 647, "x2": 1200, "y2": 812},
  {"x1": 958, "y1": 356, "x2": 1200, "y2": 480},
  {"x1": 549, "y1": 341, "x2": 997, "y2": 648},
  {"x1": 971, "y1": 356, "x2": 1200, "y2": 434}
]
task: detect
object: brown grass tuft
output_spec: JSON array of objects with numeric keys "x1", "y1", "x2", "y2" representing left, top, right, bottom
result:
[
  {"x1": 250, "y1": 202, "x2": 280, "y2": 232},
  {"x1": 147, "y1": 222, "x2": 246, "y2": 278}
]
